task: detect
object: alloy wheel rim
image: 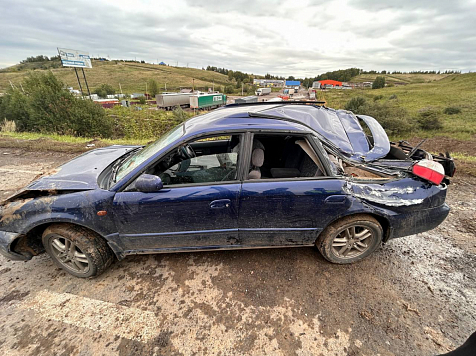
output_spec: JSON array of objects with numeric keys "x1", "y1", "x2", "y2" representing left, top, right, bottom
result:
[
  {"x1": 50, "y1": 235, "x2": 90, "y2": 274},
  {"x1": 331, "y1": 225, "x2": 374, "y2": 259}
]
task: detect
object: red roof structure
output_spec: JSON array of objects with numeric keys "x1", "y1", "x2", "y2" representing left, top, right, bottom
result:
[{"x1": 319, "y1": 80, "x2": 342, "y2": 87}]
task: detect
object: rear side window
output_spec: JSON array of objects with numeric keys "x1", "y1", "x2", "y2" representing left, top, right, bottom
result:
[{"x1": 245, "y1": 134, "x2": 326, "y2": 180}]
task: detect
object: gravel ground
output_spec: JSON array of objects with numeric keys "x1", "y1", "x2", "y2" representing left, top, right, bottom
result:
[{"x1": 0, "y1": 147, "x2": 474, "y2": 356}]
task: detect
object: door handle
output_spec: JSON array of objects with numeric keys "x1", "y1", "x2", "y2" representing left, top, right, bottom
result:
[
  {"x1": 209, "y1": 199, "x2": 231, "y2": 209},
  {"x1": 324, "y1": 195, "x2": 348, "y2": 204}
]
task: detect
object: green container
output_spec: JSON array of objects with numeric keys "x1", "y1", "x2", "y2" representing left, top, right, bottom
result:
[{"x1": 190, "y1": 93, "x2": 227, "y2": 109}]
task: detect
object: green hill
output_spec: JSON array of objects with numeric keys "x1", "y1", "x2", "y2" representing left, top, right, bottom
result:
[
  {"x1": 0, "y1": 60, "x2": 231, "y2": 93},
  {"x1": 323, "y1": 72, "x2": 476, "y2": 140},
  {"x1": 350, "y1": 73, "x2": 451, "y2": 84}
]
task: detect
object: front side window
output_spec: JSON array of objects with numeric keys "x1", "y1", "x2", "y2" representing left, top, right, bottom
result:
[
  {"x1": 143, "y1": 134, "x2": 242, "y2": 186},
  {"x1": 115, "y1": 124, "x2": 184, "y2": 182}
]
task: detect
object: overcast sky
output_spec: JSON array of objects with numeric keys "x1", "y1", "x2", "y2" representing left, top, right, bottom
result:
[{"x1": 1, "y1": 0, "x2": 475, "y2": 77}]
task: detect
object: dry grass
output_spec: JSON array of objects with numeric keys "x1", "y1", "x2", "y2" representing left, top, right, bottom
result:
[
  {"x1": 351, "y1": 73, "x2": 450, "y2": 84},
  {"x1": 0, "y1": 60, "x2": 231, "y2": 93},
  {"x1": 0, "y1": 119, "x2": 16, "y2": 132}
]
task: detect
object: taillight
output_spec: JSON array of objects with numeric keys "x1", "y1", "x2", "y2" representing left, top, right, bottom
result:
[{"x1": 412, "y1": 159, "x2": 445, "y2": 185}]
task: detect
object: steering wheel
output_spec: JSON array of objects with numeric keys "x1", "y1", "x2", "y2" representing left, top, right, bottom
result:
[{"x1": 180, "y1": 144, "x2": 196, "y2": 160}]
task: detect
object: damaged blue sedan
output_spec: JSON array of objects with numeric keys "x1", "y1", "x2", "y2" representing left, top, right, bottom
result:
[{"x1": 0, "y1": 103, "x2": 455, "y2": 277}]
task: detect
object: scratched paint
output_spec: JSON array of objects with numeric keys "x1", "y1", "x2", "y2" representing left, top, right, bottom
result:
[{"x1": 344, "y1": 182, "x2": 425, "y2": 206}]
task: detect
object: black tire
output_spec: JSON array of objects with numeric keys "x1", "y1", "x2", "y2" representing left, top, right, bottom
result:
[
  {"x1": 316, "y1": 215, "x2": 383, "y2": 264},
  {"x1": 42, "y1": 224, "x2": 114, "y2": 278}
]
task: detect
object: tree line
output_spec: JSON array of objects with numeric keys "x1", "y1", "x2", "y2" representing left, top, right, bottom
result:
[
  {"x1": 206, "y1": 65, "x2": 462, "y2": 88},
  {"x1": 20, "y1": 55, "x2": 60, "y2": 63}
]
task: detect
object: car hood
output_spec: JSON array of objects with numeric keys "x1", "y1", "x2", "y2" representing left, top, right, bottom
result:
[
  {"x1": 259, "y1": 105, "x2": 390, "y2": 162},
  {"x1": 26, "y1": 145, "x2": 139, "y2": 191}
]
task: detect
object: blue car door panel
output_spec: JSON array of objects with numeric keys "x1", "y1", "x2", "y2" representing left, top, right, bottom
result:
[
  {"x1": 238, "y1": 179, "x2": 350, "y2": 246},
  {"x1": 112, "y1": 183, "x2": 241, "y2": 252}
]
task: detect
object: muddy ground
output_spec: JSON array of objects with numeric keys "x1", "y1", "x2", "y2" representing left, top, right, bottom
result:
[{"x1": 0, "y1": 145, "x2": 474, "y2": 356}]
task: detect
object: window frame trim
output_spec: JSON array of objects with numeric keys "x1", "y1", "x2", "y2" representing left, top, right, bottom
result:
[
  {"x1": 121, "y1": 132, "x2": 247, "y2": 191},
  {"x1": 241, "y1": 131, "x2": 333, "y2": 183}
]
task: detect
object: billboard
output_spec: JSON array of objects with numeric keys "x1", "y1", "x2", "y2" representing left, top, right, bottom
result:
[{"x1": 57, "y1": 48, "x2": 92, "y2": 68}]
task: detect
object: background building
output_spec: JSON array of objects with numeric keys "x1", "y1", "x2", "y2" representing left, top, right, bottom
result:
[
  {"x1": 318, "y1": 80, "x2": 342, "y2": 88},
  {"x1": 285, "y1": 80, "x2": 300, "y2": 88},
  {"x1": 253, "y1": 79, "x2": 284, "y2": 87}
]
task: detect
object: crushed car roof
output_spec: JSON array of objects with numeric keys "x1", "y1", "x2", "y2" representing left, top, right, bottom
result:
[{"x1": 186, "y1": 103, "x2": 390, "y2": 162}]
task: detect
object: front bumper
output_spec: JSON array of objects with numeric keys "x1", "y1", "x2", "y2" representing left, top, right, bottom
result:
[
  {"x1": 387, "y1": 203, "x2": 450, "y2": 240},
  {"x1": 0, "y1": 231, "x2": 29, "y2": 261}
]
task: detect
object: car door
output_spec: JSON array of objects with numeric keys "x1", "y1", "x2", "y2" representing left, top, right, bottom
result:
[
  {"x1": 112, "y1": 136, "x2": 244, "y2": 253},
  {"x1": 238, "y1": 133, "x2": 351, "y2": 247}
]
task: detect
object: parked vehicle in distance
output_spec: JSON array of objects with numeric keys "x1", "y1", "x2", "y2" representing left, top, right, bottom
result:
[
  {"x1": 156, "y1": 93, "x2": 194, "y2": 110},
  {"x1": 255, "y1": 87, "x2": 271, "y2": 96},
  {"x1": 234, "y1": 96, "x2": 258, "y2": 104},
  {"x1": 190, "y1": 93, "x2": 227, "y2": 109},
  {"x1": 0, "y1": 102, "x2": 455, "y2": 278}
]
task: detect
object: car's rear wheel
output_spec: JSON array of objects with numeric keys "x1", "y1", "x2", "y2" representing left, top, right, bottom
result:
[
  {"x1": 316, "y1": 215, "x2": 383, "y2": 264},
  {"x1": 42, "y1": 224, "x2": 114, "y2": 278}
]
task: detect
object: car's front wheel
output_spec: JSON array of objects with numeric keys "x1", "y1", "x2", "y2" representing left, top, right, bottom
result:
[
  {"x1": 316, "y1": 215, "x2": 383, "y2": 264},
  {"x1": 42, "y1": 224, "x2": 114, "y2": 278}
]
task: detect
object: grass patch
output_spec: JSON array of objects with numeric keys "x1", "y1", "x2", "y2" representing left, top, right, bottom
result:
[
  {"x1": 0, "y1": 131, "x2": 151, "y2": 146},
  {"x1": 452, "y1": 153, "x2": 476, "y2": 162}
]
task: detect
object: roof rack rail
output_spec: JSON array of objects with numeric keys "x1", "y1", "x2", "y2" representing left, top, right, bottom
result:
[{"x1": 225, "y1": 100, "x2": 326, "y2": 107}]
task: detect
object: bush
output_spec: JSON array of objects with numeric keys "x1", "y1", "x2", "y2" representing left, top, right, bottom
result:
[
  {"x1": 358, "y1": 101, "x2": 414, "y2": 136},
  {"x1": 389, "y1": 94, "x2": 398, "y2": 100},
  {"x1": 444, "y1": 106, "x2": 461, "y2": 115},
  {"x1": 94, "y1": 84, "x2": 115, "y2": 98},
  {"x1": 172, "y1": 106, "x2": 189, "y2": 122},
  {"x1": 372, "y1": 76, "x2": 385, "y2": 89},
  {"x1": 111, "y1": 106, "x2": 185, "y2": 140},
  {"x1": 224, "y1": 85, "x2": 235, "y2": 94},
  {"x1": 0, "y1": 71, "x2": 113, "y2": 137},
  {"x1": 344, "y1": 96, "x2": 367, "y2": 113},
  {"x1": 373, "y1": 95, "x2": 384, "y2": 101},
  {"x1": 138, "y1": 96, "x2": 147, "y2": 104},
  {"x1": 148, "y1": 79, "x2": 159, "y2": 97},
  {"x1": 417, "y1": 107, "x2": 443, "y2": 130}
]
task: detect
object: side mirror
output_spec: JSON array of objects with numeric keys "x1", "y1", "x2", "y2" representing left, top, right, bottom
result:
[{"x1": 135, "y1": 174, "x2": 163, "y2": 192}]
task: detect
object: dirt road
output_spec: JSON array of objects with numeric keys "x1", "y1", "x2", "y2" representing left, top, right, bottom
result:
[{"x1": 0, "y1": 147, "x2": 475, "y2": 356}]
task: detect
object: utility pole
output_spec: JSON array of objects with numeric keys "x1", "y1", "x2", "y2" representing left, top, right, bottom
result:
[
  {"x1": 119, "y1": 83, "x2": 123, "y2": 94},
  {"x1": 145, "y1": 82, "x2": 148, "y2": 96},
  {"x1": 192, "y1": 78, "x2": 195, "y2": 91},
  {"x1": 165, "y1": 83, "x2": 167, "y2": 91},
  {"x1": 213, "y1": 80, "x2": 214, "y2": 92}
]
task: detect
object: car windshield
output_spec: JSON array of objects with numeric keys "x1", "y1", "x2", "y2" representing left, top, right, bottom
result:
[{"x1": 115, "y1": 124, "x2": 184, "y2": 182}]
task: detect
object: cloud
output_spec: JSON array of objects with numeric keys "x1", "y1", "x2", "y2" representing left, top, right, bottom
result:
[{"x1": 0, "y1": 0, "x2": 475, "y2": 75}]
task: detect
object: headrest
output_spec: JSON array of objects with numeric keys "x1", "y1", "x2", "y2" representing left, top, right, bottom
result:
[
  {"x1": 251, "y1": 148, "x2": 264, "y2": 167},
  {"x1": 248, "y1": 169, "x2": 261, "y2": 179}
]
